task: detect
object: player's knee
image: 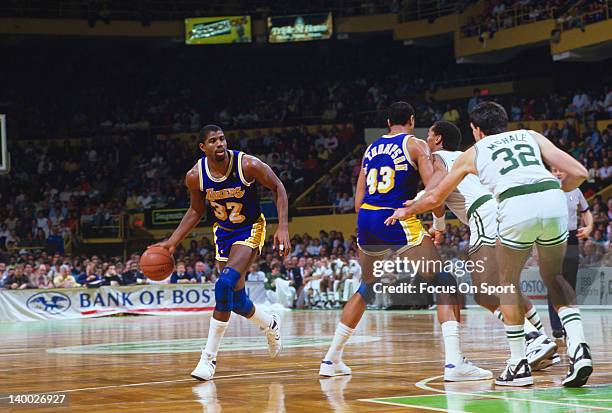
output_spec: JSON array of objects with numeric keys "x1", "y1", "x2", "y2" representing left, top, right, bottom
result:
[
  {"x1": 214, "y1": 267, "x2": 242, "y2": 312},
  {"x1": 357, "y1": 281, "x2": 376, "y2": 304},
  {"x1": 232, "y1": 287, "x2": 254, "y2": 317}
]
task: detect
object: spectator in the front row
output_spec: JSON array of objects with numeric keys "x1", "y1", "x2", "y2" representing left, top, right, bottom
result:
[
  {"x1": 0, "y1": 262, "x2": 7, "y2": 287},
  {"x1": 53, "y1": 265, "x2": 79, "y2": 288},
  {"x1": 102, "y1": 264, "x2": 122, "y2": 286},
  {"x1": 77, "y1": 263, "x2": 103, "y2": 288},
  {"x1": 194, "y1": 261, "x2": 213, "y2": 283},
  {"x1": 264, "y1": 263, "x2": 287, "y2": 291},
  {"x1": 170, "y1": 262, "x2": 197, "y2": 284},
  {"x1": 286, "y1": 256, "x2": 304, "y2": 294},
  {"x1": 32, "y1": 264, "x2": 53, "y2": 289},
  {"x1": 246, "y1": 263, "x2": 265, "y2": 281},
  {"x1": 23, "y1": 263, "x2": 34, "y2": 285},
  {"x1": 122, "y1": 262, "x2": 145, "y2": 285},
  {"x1": 4, "y1": 265, "x2": 30, "y2": 289}
]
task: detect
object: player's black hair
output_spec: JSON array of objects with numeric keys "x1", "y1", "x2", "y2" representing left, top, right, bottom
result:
[
  {"x1": 199, "y1": 124, "x2": 223, "y2": 142},
  {"x1": 432, "y1": 121, "x2": 462, "y2": 151},
  {"x1": 387, "y1": 101, "x2": 415, "y2": 127},
  {"x1": 469, "y1": 101, "x2": 508, "y2": 135}
]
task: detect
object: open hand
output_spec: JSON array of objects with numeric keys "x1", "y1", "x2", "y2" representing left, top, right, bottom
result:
[
  {"x1": 428, "y1": 227, "x2": 444, "y2": 246},
  {"x1": 384, "y1": 207, "x2": 411, "y2": 226},
  {"x1": 576, "y1": 226, "x2": 592, "y2": 240},
  {"x1": 274, "y1": 226, "x2": 291, "y2": 256}
]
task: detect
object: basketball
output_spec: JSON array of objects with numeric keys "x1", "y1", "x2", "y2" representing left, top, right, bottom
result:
[{"x1": 140, "y1": 246, "x2": 175, "y2": 281}]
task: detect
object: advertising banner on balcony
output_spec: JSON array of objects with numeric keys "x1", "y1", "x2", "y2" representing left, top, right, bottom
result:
[
  {"x1": 268, "y1": 12, "x2": 333, "y2": 43},
  {"x1": 185, "y1": 16, "x2": 252, "y2": 45},
  {"x1": 146, "y1": 208, "x2": 207, "y2": 228}
]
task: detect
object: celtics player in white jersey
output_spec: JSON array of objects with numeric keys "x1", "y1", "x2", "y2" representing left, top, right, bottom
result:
[
  {"x1": 423, "y1": 121, "x2": 558, "y2": 371},
  {"x1": 387, "y1": 103, "x2": 591, "y2": 387}
]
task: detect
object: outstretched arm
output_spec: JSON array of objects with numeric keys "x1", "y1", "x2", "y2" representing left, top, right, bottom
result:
[
  {"x1": 354, "y1": 168, "x2": 366, "y2": 211},
  {"x1": 530, "y1": 130, "x2": 587, "y2": 191},
  {"x1": 150, "y1": 166, "x2": 206, "y2": 254},
  {"x1": 242, "y1": 155, "x2": 291, "y2": 255},
  {"x1": 354, "y1": 154, "x2": 367, "y2": 211},
  {"x1": 385, "y1": 148, "x2": 476, "y2": 225}
]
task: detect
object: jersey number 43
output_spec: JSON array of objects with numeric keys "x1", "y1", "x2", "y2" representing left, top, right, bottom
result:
[{"x1": 366, "y1": 166, "x2": 395, "y2": 194}]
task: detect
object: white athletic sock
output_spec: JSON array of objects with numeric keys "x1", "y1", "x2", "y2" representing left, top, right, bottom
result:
[
  {"x1": 506, "y1": 324, "x2": 526, "y2": 365},
  {"x1": 524, "y1": 306, "x2": 545, "y2": 335},
  {"x1": 324, "y1": 322, "x2": 355, "y2": 363},
  {"x1": 441, "y1": 321, "x2": 463, "y2": 367},
  {"x1": 494, "y1": 308, "x2": 504, "y2": 322},
  {"x1": 523, "y1": 318, "x2": 539, "y2": 335},
  {"x1": 558, "y1": 307, "x2": 586, "y2": 356},
  {"x1": 248, "y1": 305, "x2": 273, "y2": 330},
  {"x1": 204, "y1": 317, "x2": 229, "y2": 357}
]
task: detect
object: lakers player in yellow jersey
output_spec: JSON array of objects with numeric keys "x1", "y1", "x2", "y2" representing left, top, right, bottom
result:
[
  {"x1": 153, "y1": 125, "x2": 291, "y2": 381},
  {"x1": 320, "y1": 102, "x2": 491, "y2": 382}
]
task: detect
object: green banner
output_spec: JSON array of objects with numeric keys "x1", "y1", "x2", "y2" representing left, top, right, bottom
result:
[{"x1": 148, "y1": 208, "x2": 207, "y2": 227}]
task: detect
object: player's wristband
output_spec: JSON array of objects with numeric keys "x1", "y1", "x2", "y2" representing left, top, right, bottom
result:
[
  {"x1": 432, "y1": 214, "x2": 445, "y2": 231},
  {"x1": 414, "y1": 190, "x2": 426, "y2": 201}
]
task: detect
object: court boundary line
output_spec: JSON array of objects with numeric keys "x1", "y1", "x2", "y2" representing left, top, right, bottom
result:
[
  {"x1": 45, "y1": 334, "x2": 382, "y2": 354},
  {"x1": 411, "y1": 374, "x2": 612, "y2": 412},
  {"x1": 0, "y1": 355, "x2": 511, "y2": 397},
  {"x1": 357, "y1": 398, "x2": 467, "y2": 413},
  {"x1": 0, "y1": 369, "x2": 300, "y2": 400}
]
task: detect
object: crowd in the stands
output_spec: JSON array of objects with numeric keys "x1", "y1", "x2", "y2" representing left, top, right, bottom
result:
[
  {"x1": 1, "y1": 85, "x2": 610, "y2": 253},
  {"x1": 126, "y1": 124, "x2": 356, "y2": 211},
  {"x1": 2, "y1": 40, "x2": 508, "y2": 141},
  {"x1": 307, "y1": 87, "x2": 612, "y2": 208},
  {"x1": 461, "y1": 0, "x2": 609, "y2": 39},
  {"x1": 0, "y1": 136, "x2": 134, "y2": 251}
]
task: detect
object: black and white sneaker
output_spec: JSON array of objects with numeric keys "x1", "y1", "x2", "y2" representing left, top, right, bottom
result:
[
  {"x1": 562, "y1": 343, "x2": 593, "y2": 387},
  {"x1": 495, "y1": 359, "x2": 533, "y2": 387},
  {"x1": 525, "y1": 332, "x2": 557, "y2": 371}
]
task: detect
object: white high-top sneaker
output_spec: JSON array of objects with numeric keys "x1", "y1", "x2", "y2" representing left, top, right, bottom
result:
[
  {"x1": 191, "y1": 350, "x2": 217, "y2": 381},
  {"x1": 444, "y1": 358, "x2": 493, "y2": 382},
  {"x1": 319, "y1": 359, "x2": 352, "y2": 377},
  {"x1": 265, "y1": 313, "x2": 282, "y2": 358}
]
